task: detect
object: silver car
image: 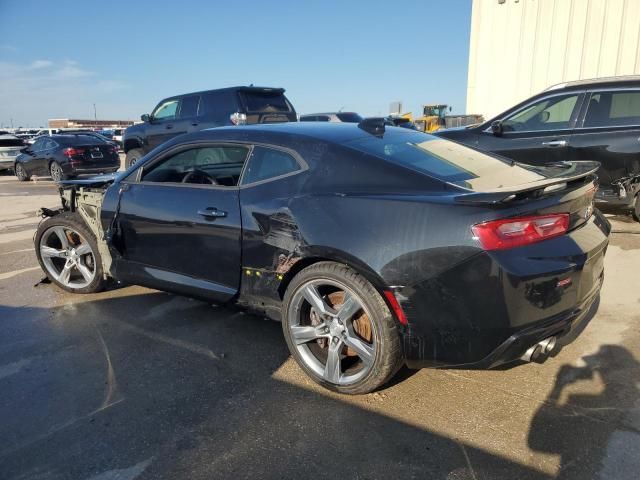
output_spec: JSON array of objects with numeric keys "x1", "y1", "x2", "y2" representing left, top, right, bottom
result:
[{"x1": 0, "y1": 135, "x2": 25, "y2": 172}]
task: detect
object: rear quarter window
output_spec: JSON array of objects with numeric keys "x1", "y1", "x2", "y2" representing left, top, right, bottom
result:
[
  {"x1": 239, "y1": 91, "x2": 292, "y2": 112},
  {"x1": 241, "y1": 146, "x2": 300, "y2": 185}
]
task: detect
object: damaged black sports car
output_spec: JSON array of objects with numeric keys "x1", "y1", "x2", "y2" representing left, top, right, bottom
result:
[{"x1": 35, "y1": 121, "x2": 610, "y2": 394}]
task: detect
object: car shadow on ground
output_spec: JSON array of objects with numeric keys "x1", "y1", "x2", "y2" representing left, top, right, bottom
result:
[{"x1": 0, "y1": 290, "x2": 637, "y2": 479}]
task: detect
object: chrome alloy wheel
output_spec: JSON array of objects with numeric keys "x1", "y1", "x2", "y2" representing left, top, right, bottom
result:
[
  {"x1": 39, "y1": 225, "x2": 96, "y2": 288},
  {"x1": 50, "y1": 162, "x2": 63, "y2": 182},
  {"x1": 287, "y1": 279, "x2": 376, "y2": 386}
]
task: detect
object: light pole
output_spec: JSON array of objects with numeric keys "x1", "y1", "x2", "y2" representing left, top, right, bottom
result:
[{"x1": 93, "y1": 104, "x2": 97, "y2": 122}]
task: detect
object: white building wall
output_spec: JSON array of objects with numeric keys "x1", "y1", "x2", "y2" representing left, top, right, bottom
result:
[{"x1": 467, "y1": 0, "x2": 640, "y2": 118}]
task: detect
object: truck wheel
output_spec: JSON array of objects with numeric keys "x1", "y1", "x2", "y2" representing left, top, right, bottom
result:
[
  {"x1": 633, "y1": 194, "x2": 640, "y2": 222},
  {"x1": 126, "y1": 148, "x2": 143, "y2": 168},
  {"x1": 35, "y1": 212, "x2": 106, "y2": 294},
  {"x1": 282, "y1": 262, "x2": 403, "y2": 395},
  {"x1": 15, "y1": 163, "x2": 29, "y2": 181}
]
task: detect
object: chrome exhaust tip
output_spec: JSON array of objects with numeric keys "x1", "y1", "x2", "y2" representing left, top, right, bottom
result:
[{"x1": 521, "y1": 336, "x2": 557, "y2": 362}]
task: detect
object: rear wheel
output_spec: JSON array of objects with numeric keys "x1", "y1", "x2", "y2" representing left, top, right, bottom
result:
[
  {"x1": 14, "y1": 163, "x2": 29, "y2": 181},
  {"x1": 35, "y1": 212, "x2": 106, "y2": 293},
  {"x1": 126, "y1": 148, "x2": 143, "y2": 168},
  {"x1": 632, "y1": 194, "x2": 640, "y2": 222},
  {"x1": 282, "y1": 262, "x2": 402, "y2": 395},
  {"x1": 49, "y1": 161, "x2": 65, "y2": 182}
]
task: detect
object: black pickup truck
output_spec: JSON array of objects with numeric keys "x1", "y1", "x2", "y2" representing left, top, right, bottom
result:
[{"x1": 123, "y1": 86, "x2": 297, "y2": 168}]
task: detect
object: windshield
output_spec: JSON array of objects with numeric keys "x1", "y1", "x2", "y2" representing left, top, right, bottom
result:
[{"x1": 345, "y1": 130, "x2": 546, "y2": 191}]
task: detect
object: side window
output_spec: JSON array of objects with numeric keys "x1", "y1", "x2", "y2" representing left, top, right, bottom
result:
[
  {"x1": 31, "y1": 138, "x2": 45, "y2": 151},
  {"x1": 316, "y1": 115, "x2": 331, "y2": 122},
  {"x1": 241, "y1": 146, "x2": 301, "y2": 185},
  {"x1": 502, "y1": 94, "x2": 580, "y2": 132},
  {"x1": 179, "y1": 95, "x2": 200, "y2": 119},
  {"x1": 200, "y1": 91, "x2": 238, "y2": 120},
  {"x1": 42, "y1": 138, "x2": 56, "y2": 150},
  {"x1": 152, "y1": 99, "x2": 179, "y2": 121},
  {"x1": 299, "y1": 116, "x2": 316, "y2": 122},
  {"x1": 141, "y1": 146, "x2": 249, "y2": 186},
  {"x1": 584, "y1": 91, "x2": 640, "y2": 127}
]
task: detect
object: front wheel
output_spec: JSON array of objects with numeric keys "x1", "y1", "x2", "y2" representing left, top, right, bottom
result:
[
  {"x1": 282, "y1": 262, "x2": 403, "y2": 395},
  {"x1": 14, "y1": 163, "x2": 29, "y2": 181},
  {"x1": 125, "y1": 148, "x2": 143, "y2": 168},
  {"x1": 632, "y1": 194, "x2": 640, "y2": 222},
  {"x1": 35, "y1": 212, "x2": 106, "y2": 293}
]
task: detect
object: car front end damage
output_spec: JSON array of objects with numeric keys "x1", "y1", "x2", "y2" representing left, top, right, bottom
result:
[
  {"x1": 595, "y1": 173, "x2": 640, "y2": 207},
  {"x1": 38, "y1": 181, "x2": 115, "y2": 281}
]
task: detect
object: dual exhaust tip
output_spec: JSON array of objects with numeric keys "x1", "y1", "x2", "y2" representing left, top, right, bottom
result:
[{"x1": 520, "y1": 336, "x2": 557, "y2": 363}]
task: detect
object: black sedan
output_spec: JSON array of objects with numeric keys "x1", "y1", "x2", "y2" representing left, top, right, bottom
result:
[
  {"x1": 14, "y1": 133, "x2": 120, "y2": 182},
  {"x1": 34, "y1": 121, "x2": 609, "y2": 394}
]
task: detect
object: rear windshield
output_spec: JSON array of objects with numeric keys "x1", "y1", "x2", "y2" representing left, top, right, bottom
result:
[
  {"x1": 336, "y1": 112, "x2": 363, "y2": 123},
  {"x1": 345, "y1": 130, "x2": 546, "y2": 191},
  {"x1": 239, "y1": 90, "x2": 291, "y2": 112},
  {"x1": 0, "y1": 137, "x2": 24, "y2": 147}
]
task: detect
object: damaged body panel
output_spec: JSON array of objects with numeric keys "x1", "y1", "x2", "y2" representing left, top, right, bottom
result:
[{"x1": 37, "y1": 123, "x2": 610, "y2": 378}]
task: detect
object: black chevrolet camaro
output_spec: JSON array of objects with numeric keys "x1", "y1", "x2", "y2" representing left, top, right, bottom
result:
[{"x1": 34, "y1": 121, "x2": 610, "y2": 394}]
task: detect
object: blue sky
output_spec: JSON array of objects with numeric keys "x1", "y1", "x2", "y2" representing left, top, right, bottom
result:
[{"x1": 0, "y1": 0, "x2": 472, "y2": 127}]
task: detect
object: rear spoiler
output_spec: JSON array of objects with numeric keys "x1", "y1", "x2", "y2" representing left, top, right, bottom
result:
[{"x1": 453, "y1": 161, "x2": 600, "y2": 205}]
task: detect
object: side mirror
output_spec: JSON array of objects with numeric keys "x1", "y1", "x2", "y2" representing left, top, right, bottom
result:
[
  {"x1": 20, "y1": 147, "x2": 33, "y2": 155},
  {"x1": 490, "y1": 120, "x2": 503, "y2": 136},
  {"x1": 141, "y1": 114, "x2": 150, "y2": 122}
]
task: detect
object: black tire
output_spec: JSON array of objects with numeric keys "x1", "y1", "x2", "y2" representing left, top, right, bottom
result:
[
  {"x1": 14, "y1": 163, "x2": 29, "y2": 181},
  {"x1": 633, "y1": 194, "x2": 640, "y2": 222},
  {"x1": 49, "y1": 161, "x2": 66, "y2": 182},
  {"x1": 34, "y1": 212, "x2": 106, "y2": 294},
  {"x1": 126, "y1": 148, "x2": 143, "y2": 168},
  {"x1": 282, "y1": 262, "x2": 403, "y2": 395}
]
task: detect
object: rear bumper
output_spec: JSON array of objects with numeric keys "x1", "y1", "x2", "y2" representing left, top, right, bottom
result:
[
  {"x1": 64, "y1": 165, "x2": 119, "y2": 175},
  {"x1": 400, "y1": 211, "x2": 610, "y2": 369}
]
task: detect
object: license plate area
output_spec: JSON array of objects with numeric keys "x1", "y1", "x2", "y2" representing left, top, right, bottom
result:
[{"x1": 90, "y1": 150, "x2": 103, "y2": 159}]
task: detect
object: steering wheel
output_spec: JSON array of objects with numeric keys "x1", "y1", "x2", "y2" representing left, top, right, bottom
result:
[{"x1": 181, "y1": 169, "x2": 217, "y2": 185}]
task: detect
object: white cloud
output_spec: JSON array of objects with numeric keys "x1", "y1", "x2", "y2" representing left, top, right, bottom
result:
[
  {"x1": 0, "y1": 59, "x2": 133, "y2": 127},
  {"x1": 29, "y1": 60, "x2": 53, "y2": 69}
]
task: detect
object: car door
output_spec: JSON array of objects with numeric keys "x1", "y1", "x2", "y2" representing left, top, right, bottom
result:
[
  {"x1": 476, "y1": 91, "x2": 585, "y2": 166},
  {"x1": 569, "y1": 88, "x2": 640, "y2": 192},
  {"x1": 146, "y1": 97, "x2": 183, "y2": 150},
  {"x1": 113, "y1": 143, "x2": 249, "y2": 303},
  {"x1": 179, "y1": 94, "x2": 202, "y2": 134},
  {"x1": 25, "y1": 137, "x2": 48, "y2": 175}
]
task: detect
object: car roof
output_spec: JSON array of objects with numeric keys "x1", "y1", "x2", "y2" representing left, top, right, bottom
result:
[
  {"x1": 544, "y1": 75, "x2": 640, "y2": 92},
  {"x1": 300, "y1": 112, "x2": 356, "y2": 116},
  {"x1": 162, "y1": 86, "x2": 286, "y2": 100},
  {"x1": 198, "y1": 121, "x2": 417, "y2": 145}
]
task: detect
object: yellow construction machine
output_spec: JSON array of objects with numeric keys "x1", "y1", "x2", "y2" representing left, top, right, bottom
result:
[{"x1": 414, "y1": 104, "x2": 450, "y2": 133}]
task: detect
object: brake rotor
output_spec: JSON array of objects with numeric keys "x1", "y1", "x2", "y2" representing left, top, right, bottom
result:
[{"x1": 326, "y1": 291, "x2": 372, "y2": 356}]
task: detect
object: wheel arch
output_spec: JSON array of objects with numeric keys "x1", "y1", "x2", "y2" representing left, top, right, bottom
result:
[
  {"x1": 277, "y1": 248, "x2": 389, "y2": 300},
  {"x1": 124, "y1": 137, "x2": 143, "y2": 153}
]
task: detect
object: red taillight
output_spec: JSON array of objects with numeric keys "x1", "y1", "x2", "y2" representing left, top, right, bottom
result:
[
  {"x1": 63, "y1": 147, "x2": 85, "y2": 157},
  {"x1": 383, "y1": 290, "x2": 408, "y2": 326},
  {"x1": 472, "y1": 213, "x2": 569, "y2": 251}
]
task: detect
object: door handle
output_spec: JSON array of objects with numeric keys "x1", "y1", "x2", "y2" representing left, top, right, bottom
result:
[
  {"x1": 542, "y1": 140, "x2": 568, "y2": 147},
  {"x1": 197, "y1": 207, "x2": 227, "y2": 218},
  {"x1": 165, "y1": 124, "x2": 173, "y2": 130},
  {"x1": 191, "y1": 122, "x2": 199, "y2": 127}
]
